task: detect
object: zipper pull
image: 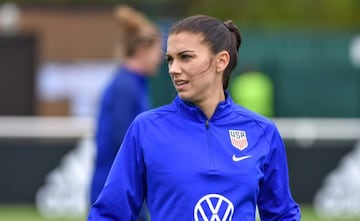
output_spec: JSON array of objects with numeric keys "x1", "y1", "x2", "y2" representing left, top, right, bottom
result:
[{"x1": 205, "y1": 120, "x2": 209, "y2": 129}]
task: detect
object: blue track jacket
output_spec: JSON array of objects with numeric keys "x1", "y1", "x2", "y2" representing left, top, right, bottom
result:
[
  {"x1": 90, "y1": 66, "x2": 150, "y2": 204},
  {"x1": 88, "y1": 92, "x2": 300, "y2": 221}
]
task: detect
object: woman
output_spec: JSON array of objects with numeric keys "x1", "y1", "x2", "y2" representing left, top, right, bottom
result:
[
  {"x1": 90, "y1": 5, "x2": 162, "y2": 205},
  {"x1": 88, "y1": 15, "x2": 300, "y2": 220}
]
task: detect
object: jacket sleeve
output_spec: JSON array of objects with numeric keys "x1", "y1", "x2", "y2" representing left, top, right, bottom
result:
[
  {"x1": 96, "y1": 81, "x2": 140, "y2": 152},
  {"x1": 88, "y1": 120, "x2": 146, "y2": 221},
  {"x1": 257, "y1": 124, "x2": 301, "y2": 221},
  {"x1": 91, "y1": 83, "x2": 140, "y2": 203}
]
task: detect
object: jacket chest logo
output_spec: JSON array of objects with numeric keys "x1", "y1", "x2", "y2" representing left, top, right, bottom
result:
[
  {"x1": 229, "y1": 130, "x2": 248, "y2": 150},
  {"x1": 194, "y1": 194, "x2": 234, "y2": 221}
]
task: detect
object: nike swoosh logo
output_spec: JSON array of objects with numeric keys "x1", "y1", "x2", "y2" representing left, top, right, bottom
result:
[{"x1": 232, "y1": 155, "x2": 252, "y2": 162}]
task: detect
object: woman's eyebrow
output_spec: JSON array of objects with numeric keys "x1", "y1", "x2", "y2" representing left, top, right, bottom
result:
[
  {"x1": 178, "y1": 50, "x2": 195, "y2": 55},
  {"x1": 166, "y1": 50, "x2": 195, "y2": 57}
]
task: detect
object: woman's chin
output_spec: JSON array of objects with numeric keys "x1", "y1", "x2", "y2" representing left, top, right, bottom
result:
[{"x1": 177, "y1": 91, "x2": 192, "y2": 101}]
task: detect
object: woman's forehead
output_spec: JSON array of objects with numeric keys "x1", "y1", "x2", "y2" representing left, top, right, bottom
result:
[{"x1": 167, "y1": 32, "x2": 207, "y2": 53}]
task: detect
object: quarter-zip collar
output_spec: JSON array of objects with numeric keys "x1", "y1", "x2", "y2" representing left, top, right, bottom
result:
[{"x1": 174, "y1": 91, "x2": 234, "y2": 123}]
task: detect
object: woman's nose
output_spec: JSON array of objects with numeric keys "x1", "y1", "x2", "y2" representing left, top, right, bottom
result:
[{"x1": 169, "y1": 60, "x2": 181, "y2": 75}]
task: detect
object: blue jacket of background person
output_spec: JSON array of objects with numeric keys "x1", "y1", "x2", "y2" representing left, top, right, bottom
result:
[{"x1": 90, "y1": 65, "x2": 150, "y2": 204}]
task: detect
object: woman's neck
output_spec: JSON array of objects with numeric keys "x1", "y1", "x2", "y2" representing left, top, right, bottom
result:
[
  {"x1": 123, "y1": 58, "x2": 147, "y2": 75},
  {"x1": 196, "y1": 89, "x2": 225, "y2": 120}
]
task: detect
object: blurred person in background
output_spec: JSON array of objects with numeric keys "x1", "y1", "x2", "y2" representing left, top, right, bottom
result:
[
  {"x1": 88, "y1": 15, "x2": 300, "y2": 220},
  {"x1": 90, "y1": 4, "x2": 163, "y2": 218}
]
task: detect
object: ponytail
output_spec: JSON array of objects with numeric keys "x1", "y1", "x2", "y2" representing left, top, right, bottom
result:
[
  {"x1": 223, "y1": 20, "x2": 241, "y2": 89},
  {"x1": 224, "y1": 20, "x2": 241, "y2": 51}
]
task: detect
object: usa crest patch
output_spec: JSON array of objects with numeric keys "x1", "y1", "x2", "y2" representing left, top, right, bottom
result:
[{"x1": 229, "y1": 130, "x2": 248, "y2": 150}]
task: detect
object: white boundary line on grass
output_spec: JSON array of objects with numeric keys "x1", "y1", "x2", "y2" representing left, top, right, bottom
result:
[
  {"x1": 0, "y1": 116, "x2": 359, "y2": 143},
  {"x1": 0, "y1": 116, "x2": 93, "y2": 139}
]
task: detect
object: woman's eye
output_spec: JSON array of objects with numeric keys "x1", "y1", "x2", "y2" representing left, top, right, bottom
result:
[
  {"x1": 180, "y1": 54, "x2": 192, "y2": 60},
  {"x1": 166, "y1": 56, "x2": 173, "y2": 64}
]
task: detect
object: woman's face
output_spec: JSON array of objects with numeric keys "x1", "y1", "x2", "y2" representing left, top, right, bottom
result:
[
  {"x1": 166, "y1": 32, "x2": 223, "y2": 103},
  {"x1": 139, "y1": 37, "x2": 163, "y2": 75}
]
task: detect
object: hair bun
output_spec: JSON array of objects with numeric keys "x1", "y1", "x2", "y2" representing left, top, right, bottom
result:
[
  {"x1": 224, "y1": 20, "x2": 242, "y2": 50},
  {"x1": 114, "y1": 5, "x2": 141, "y2": 33},
  {"x1": 113, "y1": 5, "x2": 159, "y2": 59}
]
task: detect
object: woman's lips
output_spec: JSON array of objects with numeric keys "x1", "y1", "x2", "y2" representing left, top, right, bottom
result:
[
  {"x1": 174, "y1": 80, "x2": 189, "y2": 91},
  {"x1": 175, "y1": 80, "x2": 189, "y2": 86}
]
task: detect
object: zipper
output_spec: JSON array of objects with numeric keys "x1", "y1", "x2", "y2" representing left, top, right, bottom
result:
[{"x1": 205, "y1": 120, "x2": 216, "y2": 172}]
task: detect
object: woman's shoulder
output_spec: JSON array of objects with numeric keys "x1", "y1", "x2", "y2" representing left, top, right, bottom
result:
[
  {"x1": 134, "y1": 102, "x2": 177, "y2": 123},
  {"x1": 232, "y1": 103, "x2": 277, "y2": 131}
]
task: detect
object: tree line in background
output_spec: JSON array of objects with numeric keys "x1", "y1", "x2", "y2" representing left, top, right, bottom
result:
[{"x1": 1, "y1": 0, "x2": 360, "y2": 28}]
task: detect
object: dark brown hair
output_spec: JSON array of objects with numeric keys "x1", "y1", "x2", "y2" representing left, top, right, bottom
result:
[{"x1": 169, "y1": 15, "x2": 241, "y2": 89}]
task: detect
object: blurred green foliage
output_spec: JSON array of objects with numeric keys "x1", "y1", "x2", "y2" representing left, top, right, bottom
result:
[
  {"x1": 187, "y1": 0, "x2": 360, "y2": 28},
  {"x1": 1, "y1": 0, "x2": 359, "y2": 28}
]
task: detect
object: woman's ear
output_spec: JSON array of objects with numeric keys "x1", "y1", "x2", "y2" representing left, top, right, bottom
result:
[{"x1": 216, "y1": 51, "x2": 230, "y2": 73}]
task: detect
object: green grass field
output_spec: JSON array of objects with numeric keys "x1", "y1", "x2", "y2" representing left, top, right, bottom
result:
[
  {"x1": 0, "y1": 205, "x2": 85, "y2": 221},
  {"x1": 0, "y1": 204, "x2": 359, "y2": 221}
]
